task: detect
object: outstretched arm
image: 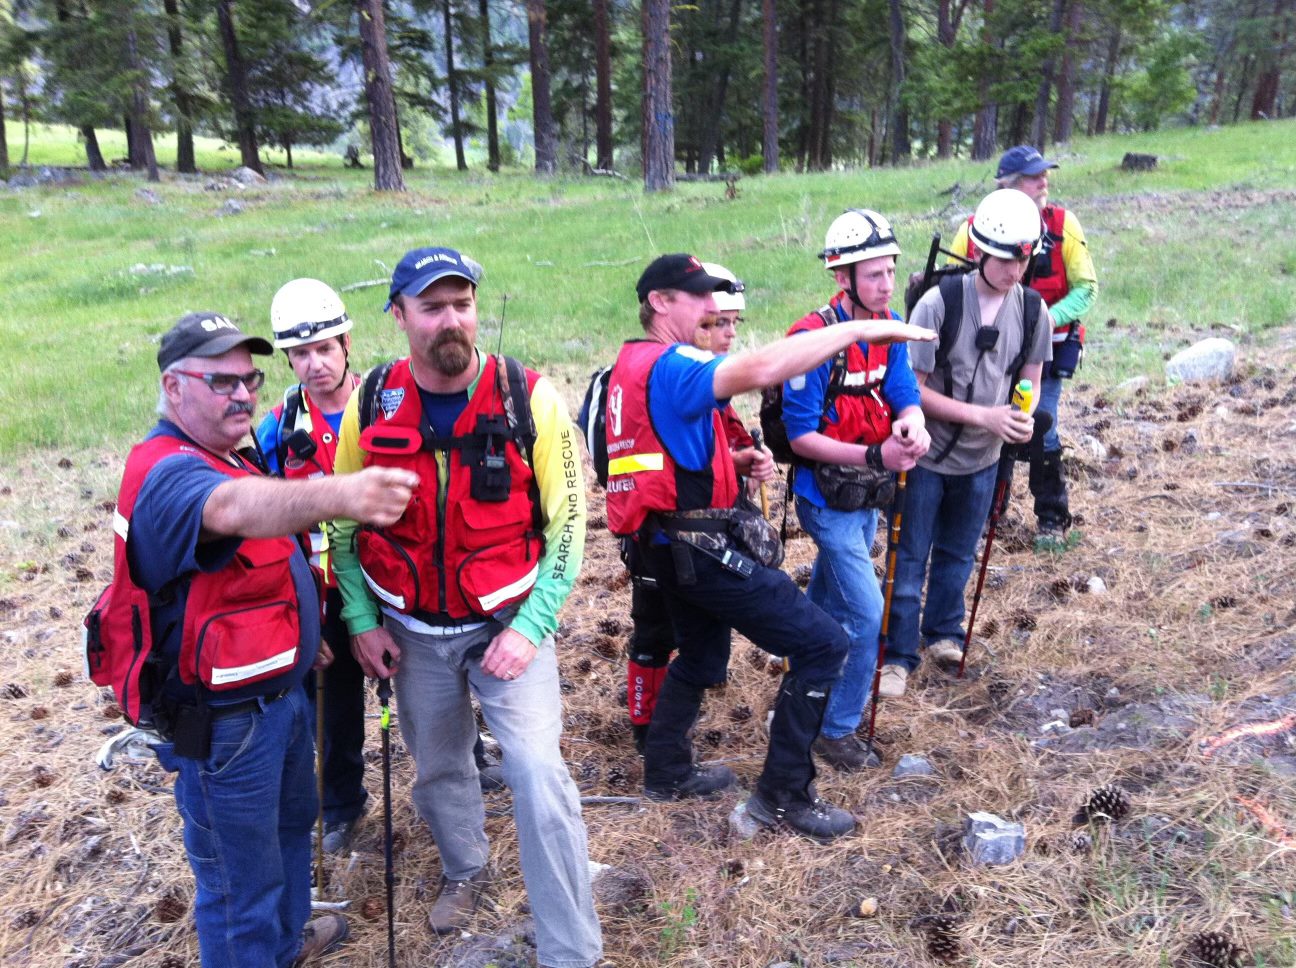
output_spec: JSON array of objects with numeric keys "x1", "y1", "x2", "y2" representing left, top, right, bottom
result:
[{"x1": 712, "y1": 320, "x2": 934, "y2": 401}]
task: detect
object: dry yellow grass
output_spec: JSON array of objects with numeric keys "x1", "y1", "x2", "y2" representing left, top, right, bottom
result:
[{"x1": 2, "y1": 340, "x2": 1294, "y2": 967}]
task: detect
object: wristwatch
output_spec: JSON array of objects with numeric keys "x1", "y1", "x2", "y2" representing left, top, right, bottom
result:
[{"x1": 865, "y1": 444, "x2": 884, "y2": 471}]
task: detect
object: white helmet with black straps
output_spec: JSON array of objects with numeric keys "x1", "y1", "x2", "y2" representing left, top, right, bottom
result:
[
  {"x1": 270, "y1": 278, "x2": 352, "y2": 349},
  {"x1": 701, "y1": 262, "x2": 745, "y2": 312},
  {"x1": 820, "y1": 209, "x2": 901, "y2": 269},
  {"x1": 969, "y1": 189, "x2": 1044, "y2": 261}
]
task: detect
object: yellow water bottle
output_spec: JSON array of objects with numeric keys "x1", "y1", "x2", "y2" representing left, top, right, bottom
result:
[{"x1": 1011, "y1": 379, "x2": 1033, "y2": 412}]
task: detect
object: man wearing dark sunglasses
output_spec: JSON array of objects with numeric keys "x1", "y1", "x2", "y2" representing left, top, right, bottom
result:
[
  {"x1": 949, "y1": 146, "x2": 1098, "y2": 542},
  {"x1": 103, "y1": 311, "x2": 418, "y2": 967}
]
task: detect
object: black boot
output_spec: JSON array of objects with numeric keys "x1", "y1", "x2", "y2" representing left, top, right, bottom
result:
[
  {"x1": 749, "y1": 676, "x2": 855, "y2": 840},
  {"x1": 642, "y1": 674, "x2": 735, "y2": 801},
  {"x1": 1029, "y1": 449, "x2": 1072, "y2": 536}
]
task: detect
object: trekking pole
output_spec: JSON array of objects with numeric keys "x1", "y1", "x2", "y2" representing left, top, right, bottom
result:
[
  {"x1": 865, "y1": 467, "x2": 907, "y2": 757},
  {"x1": 749, "y1": 428, "x2": 770, "y2": 520},
  {"x1": 958, "y1": 380, "x2": 1033, "y2": 679},
  {"x1": 313, "y1": 667, "x2": 326, "y2": 902},
  {"x1": 377, "y1": 668, "x2": 397, "y2": 968}
]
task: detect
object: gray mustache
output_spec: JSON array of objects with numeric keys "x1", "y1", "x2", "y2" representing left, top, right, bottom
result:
[{"x1": 225, "y1": 401, "x2": 255, "y2": 417}]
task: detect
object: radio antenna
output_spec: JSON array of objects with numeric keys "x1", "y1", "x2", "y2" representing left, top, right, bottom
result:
[{"x1": 496, "y1": 293, "x2": 510, "y2": 357}]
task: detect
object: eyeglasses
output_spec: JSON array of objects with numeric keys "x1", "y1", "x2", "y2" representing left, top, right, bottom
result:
[{"x1": 173, "y1": 369, "x2": 266, "y2": 395}]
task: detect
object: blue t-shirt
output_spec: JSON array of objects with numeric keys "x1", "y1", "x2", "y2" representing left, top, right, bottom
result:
[
  {"x1": 647, "y1": 344, "x2": 728, "y2": 471},
  {"x1": 130, "y1": 421, "x2": 320, "y2": 705},
  {"x1": 782, "y1": 304, "x2": 921, "y2": 507},
  {"x1": 255, "y1": 391, "x2": 346, "y2": 475}
]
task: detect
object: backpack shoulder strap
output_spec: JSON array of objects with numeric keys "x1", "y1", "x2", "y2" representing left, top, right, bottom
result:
[
  {"x1": 359, "y1": 361, "x2": 397, "y2": 432},
  {"x1": 1010, "y1": 288, "x2": 1043, "y2": 383},
  {"x1": 274, "y1": 387, "x2": 304, "y2": 476},
  {"x1": 495, "y1": 354, "x2": 545, "y2": 534},
  {"x1": 934, "y1": 274, "x2": 966, "y2": 398}
]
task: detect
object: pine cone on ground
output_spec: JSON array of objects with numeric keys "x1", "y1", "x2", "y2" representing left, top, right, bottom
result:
[
  {"x1": 1083, "y1": 783, "x2": 1131, "y2": 823},
  {"x1": 926, "y1": 915, "x2": 961, "y2": 964},
  {"x1": 1184, "y1": 930, "x2": 1244, "y2": 968},
  {"x1": 157, "y1": 955, "x2": 186, "y2": 968}
]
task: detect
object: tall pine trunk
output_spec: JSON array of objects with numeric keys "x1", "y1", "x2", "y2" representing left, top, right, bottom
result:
[
  {"x1": 216, "y1": 0, "x2": 262, "y2": 174},
  {"x1": 888, "y1": 0, "x2": 910, "y2": 162},
  {"x1": 971, "y1": 0, "x2": 997, "y2": 160},
  {"x1": 762, "y1": 0, "x2": 779, "y2": 172},
  {"x1": 356, "y1": 0, "x2": 406, "y2": 191},
  {"x1": 1250, "y1": 0, "x2": 1288, "y2": 119},
  {"x1": 480, "y1": 0, "x2": 501, "y2": 171},
  {"x1": 1031, "y1": 0, "x2": 1065, "y2": 146},
  {"x1": 1094, "y1": 25, "x2": 1120, "y2": 134},
  {"x1": 642, "y1": 0, "x2": 674, "y2": 190},
  {"x1": 163, "y1": 0, "x2": 196, "y2": 173},
  {"x1": 698, "y1": 0, "x2": 743, "y2": 174},
  {"x1": 594, "y1": 0, "x2": 614, "y2": 169},
  {"x1": 527, "y1": 0, "x2": 558, "y2": 174},
  {"x1": 1053, "y1": 0, "x2": 1080, "y2": 142},
  {"x1": 126, "y1": 24, "x2": 159, "y2": 182},
  {"x1": 0, "y1": 91, "x2": 8, "y2": 171},
  {"x1": 443, "y1": 0, "x2": 467, "y2": 170},
  {"x1": 82, "y1": 126, "x2": 106, "y2": 171}
]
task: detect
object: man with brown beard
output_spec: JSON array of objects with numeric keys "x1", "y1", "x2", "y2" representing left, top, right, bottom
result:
[{"x1": 329, "y1": 248, "x2": 601, "y2": 966}]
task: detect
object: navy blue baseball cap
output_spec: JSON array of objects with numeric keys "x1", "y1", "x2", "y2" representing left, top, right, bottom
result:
[
  {"x1": 636, "y1": 253, "x2": 735, "y2": 303},
  {"x1": 996, "y1": 145, "x2": 1059, "y2": 179},
  {"x1": 385, "y1": 247, "x2": 484, "y2": 312}
]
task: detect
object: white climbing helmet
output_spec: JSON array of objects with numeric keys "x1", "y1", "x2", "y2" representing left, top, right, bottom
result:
[
  {"x1": 820, "y1": 209, "x2": 901, "y2": 269},
  {"x1": 969, "y1": 189, "x2": 1044, "y2": 261},
  {"x1": 270, "y1": 278, "x2": 352, "y2": 349},
  {"x1": 701, "y1": 262, "x2": 745, "y2": 312}
]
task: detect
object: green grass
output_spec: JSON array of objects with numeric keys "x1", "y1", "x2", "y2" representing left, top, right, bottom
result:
[{"x1": 3, "y1": 119, "x2": 1295, "y2": 453}]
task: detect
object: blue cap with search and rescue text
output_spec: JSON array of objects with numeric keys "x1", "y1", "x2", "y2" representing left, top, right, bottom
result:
[{"x1": 385, "y1": 247, "x2": 484, "y2": 312}]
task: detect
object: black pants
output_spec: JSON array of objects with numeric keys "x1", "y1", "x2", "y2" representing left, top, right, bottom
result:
[
  {"x1": 639, "y1": 539, "x2": 847, "y2": 690},
  {"x1": 306, "y1": 586, "x2": 369, "y2": 825}
]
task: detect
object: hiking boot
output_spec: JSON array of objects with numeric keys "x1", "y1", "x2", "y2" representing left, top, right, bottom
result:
[
  {"x1": 293, "y1": 914, "x2": 349, "y2": 965},
  {"x1": 644, "y1": 763, "x2": 737, "y2": 801},
  {"x1": 813, "y1": 734, "x2": 882, "y2": 772},
  {"x1": 427, "y1": 869, "x2": 490, "y2": 934},
  {"x1": 320, "y1": 814, "x2": 364, "y2": 855},
  {"x1": 745, "y1": 790, "x2": 856, "y2": 842},
  {"x1": 477, "y1": 764, "x2": 506, "y2": 792},
  {"x1": 926, "y1": 639, "x2": 964, "y2": 668},
  {"x1": 877, "y1": 664, "x2": 908, "y2": 698}
]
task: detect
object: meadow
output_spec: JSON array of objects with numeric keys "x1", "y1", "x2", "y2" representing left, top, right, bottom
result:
[{"x1": 0, "y1": 121, "x2": 1294, "y2": 967}]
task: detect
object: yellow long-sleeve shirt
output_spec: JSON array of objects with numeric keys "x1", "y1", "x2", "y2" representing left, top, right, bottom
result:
[{"x1": 328, "y1": 353, "x2": 586, "y2": 649}]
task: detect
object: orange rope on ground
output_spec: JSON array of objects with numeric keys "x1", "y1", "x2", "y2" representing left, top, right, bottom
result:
[
  {"x1": 1235, "y1": 796, "x2": 1296, "y2": 848},
  {"x1": 1201, "y1": 712, "x2": 1296, "y2": 757}
]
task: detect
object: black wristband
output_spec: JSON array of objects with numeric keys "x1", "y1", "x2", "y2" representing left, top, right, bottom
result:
[{"x1": 865, "y1": 444, "x2": 884, "y2": 471}]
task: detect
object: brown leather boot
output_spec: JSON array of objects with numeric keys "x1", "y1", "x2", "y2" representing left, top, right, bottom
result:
[
  {"x1": 427, "y1": 868, "x2": 490, "y2": 934},
  {"x1": 292, "y1": 914, "x2": 349, "y2": 965}
]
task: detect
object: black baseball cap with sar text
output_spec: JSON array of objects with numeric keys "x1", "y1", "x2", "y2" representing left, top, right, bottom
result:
[{"x1": 157, "y1": 312, "x2": 272, "y2": 371}]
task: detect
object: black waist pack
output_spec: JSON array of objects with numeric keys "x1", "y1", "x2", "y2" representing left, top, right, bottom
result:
[
  {"x1": 812, "y1": 463, "x2": 895, "y2": 512},
  {"x1": 657, "y1": 508, "x2": 784, "y2": 569}
]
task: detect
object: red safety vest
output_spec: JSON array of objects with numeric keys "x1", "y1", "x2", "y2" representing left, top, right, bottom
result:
[
  {"x1": 271, "y1": 376, "x2": 361, "y2": 584},
  {"x1": 604, "y1": 340, "x2": 740, "y2": 536},
  {"x1": 721, "y1": 405, "x2": 755, "y2": 451},
  {"x1": 355, "y1": 357, "x2": 544, "y2": 620},
  {"x1": 84, "y1": 434, "x2": 302, "y2": 727},
  {"x1": 787, "y1": 297, "x2": 894, "y2": 446},
  {"x1": 967, "y1": 205, "x2": 1078, "y2": 341}
]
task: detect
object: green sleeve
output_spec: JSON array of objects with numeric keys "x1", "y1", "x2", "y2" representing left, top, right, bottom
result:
[{"x1": 1049, "y1": 209, "x2": 1098, "y2": 326}]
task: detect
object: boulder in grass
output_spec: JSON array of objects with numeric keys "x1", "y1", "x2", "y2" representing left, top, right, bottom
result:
[
  {"x1": 1165, "y1": 338, "x2": 1236, "y2": 384},
  {"x1": 230, "y1": 165, "x2": 267, "y2": 185}
]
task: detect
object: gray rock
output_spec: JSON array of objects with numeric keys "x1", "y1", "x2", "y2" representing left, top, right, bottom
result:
[
  {"x1": 1086, "y1": 576, "x2": 1108, "y2": 595},
  {"x1": 893, "y1": 754, "x2": 936, "y2": 778},
  {"x1": 218, "y1": 199, "x2": 245, "y2": 216},
  {"x1": 1117, "y1": 375, "x2": 1149, "y2": 393},
  {"x1": 230, "y1": 165, "x2": 267, "y2": 185},
  {"x1": 1165, "y1": 338, "x2": 1236, "y2": 384},
  {"x1": 134, "y1": 187, "x2": 161, "y2": 205},
  {"x1": 1079, "y1": 434, "x2": 1108, "y2": 460},
  {"x1": 963, "y1": 811, "x2": 1026, "y2": 866},
  {"x1": 729, "y1": 800, "x2": 762, "y2": 840}
]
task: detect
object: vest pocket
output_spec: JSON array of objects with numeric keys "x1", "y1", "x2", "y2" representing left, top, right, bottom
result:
[
  {"x1": 356, "y1": 527, "x2": 422, "y2": 613},
  {"x1": 188, "y1": 600, "x2": 300, "y2": 690},
  {"x1": 456, "y1": 533, "x2": 543, "y2": 615}
]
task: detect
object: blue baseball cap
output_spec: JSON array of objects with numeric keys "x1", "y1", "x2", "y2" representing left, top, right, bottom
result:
[
  {"x1": 385, "y1": 247, "x2": 483, "y2": 312},
  {"x1": 996, "y1": 145, "x2": 1059, "y2": 179}
]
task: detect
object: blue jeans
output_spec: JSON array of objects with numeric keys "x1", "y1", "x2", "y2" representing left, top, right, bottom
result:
[
  {"x1": 887, "y1": 463, "x2": 998, "y2": 673},
  {"x1": 797, "y1": 499, "x2": 882, "y2": 740},
  {"x1": 386, "y1": 620, "x2": 602, "y2": 968},
  {"x1": 1036, "y1": 370, "x2": 1063, "y2": 452},
  {"x1": 154, "y1": 686, "x2": 317, "y2": 968}
]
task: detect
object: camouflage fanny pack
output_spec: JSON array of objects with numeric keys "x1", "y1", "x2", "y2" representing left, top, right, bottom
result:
[
  {"x1": 657, "y1": 507, "x2": 785, "y2": 569},
  {"x1": 813, "y1": 463, "x2": 895, "y2": 512}
]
